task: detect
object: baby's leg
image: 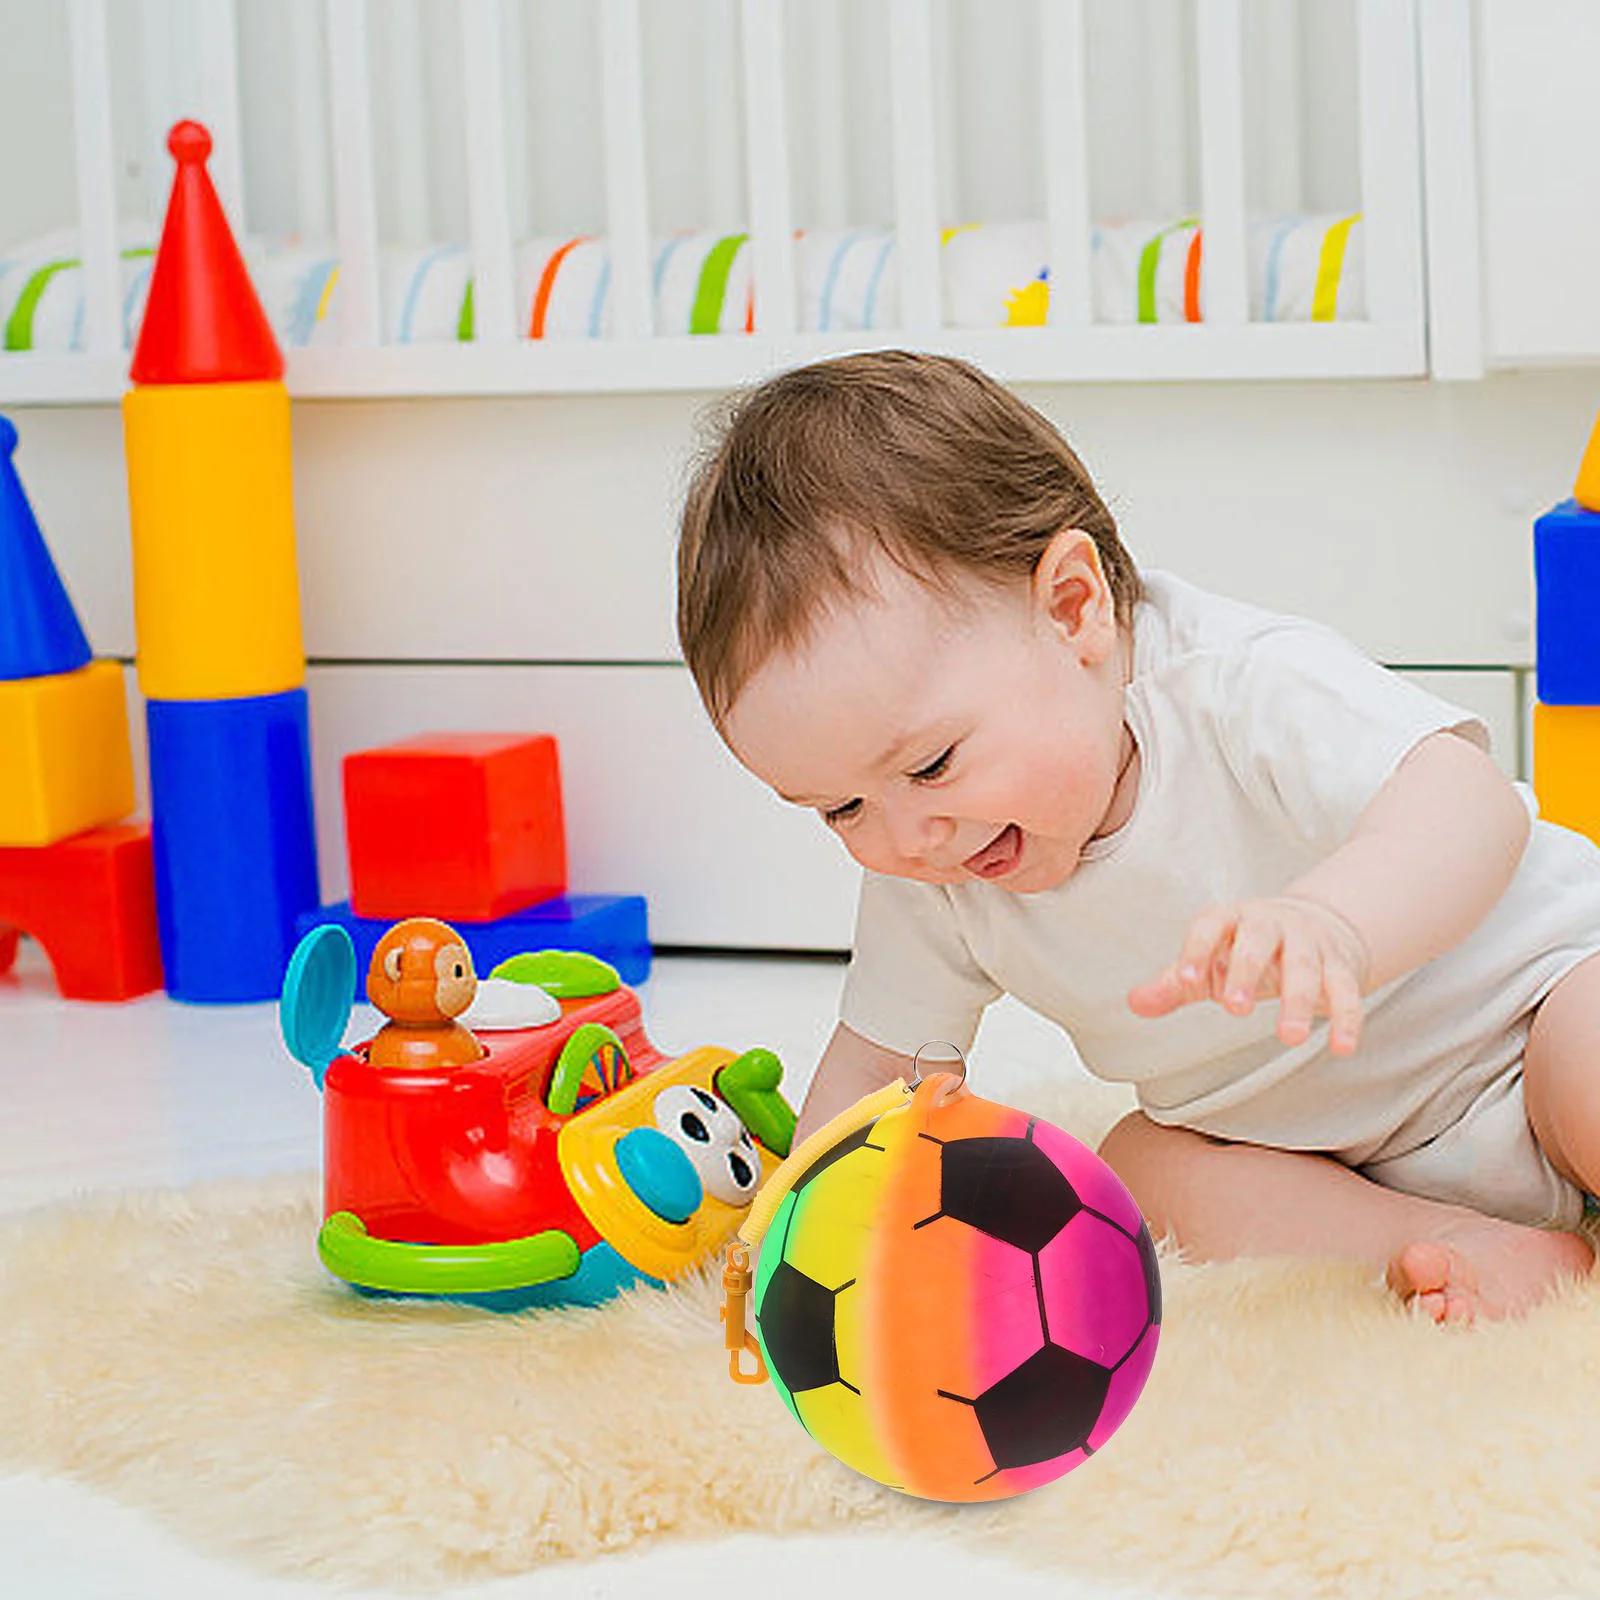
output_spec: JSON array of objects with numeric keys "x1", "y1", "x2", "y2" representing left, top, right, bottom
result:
[
  {"x1": 1098, "y1": 1112, "x2": 1593, "y2": 1323},
  {"x1": 1525, "y1": 951, "x2": 1600, "y2": 1193}
]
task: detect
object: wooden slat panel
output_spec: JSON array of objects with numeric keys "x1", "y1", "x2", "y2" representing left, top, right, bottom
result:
[
  {"x1": 66, "y1": 0, "x2": 122, "y2": 357},
  {"x1": 195, "y1": 0, "x2": 247, "y2": 230},
  {"x1": 600, "y1": 0, "x2": 653, "y2": 338},
  {"x1": 739, "y1": 0, "x2": 797, "y2": 333},
  {"x1": 704, "y1": 0, "x2": 743, "y2": 229},
  {"x1": 138, "y1": 0, "x2": 178, "y2": 225},
  {"x1": 459, "y1": 0, "x2": 517, "y2": 342},
  {"x1": 325, "y1": 0, "x2": 384, "y2": 345},
  {"x1": 288, "y1": 0, "x2": 334, "y2": 240},
  {"x1": 889, "y1": 0, "x2": 942, "y2": 329},
  {"x1": 1417, "y1": 0, "x2": 1484, "y2": 379},
  {"x1": 1194, "y1": 0, "x2": 1249, "y2": 324},
  {"x1": 811, "y1": 0, "x2": 850, "y2": 228},
  {"x1": 1254, "y1": 0, "x2": 1302, "y2": 211},
  {"x1": 1040, "y1": 0, "x2": 1093, "y2": 328},
  {"x1": 383, "y1": 0, "x2": 432, "y2": 246},
  {"x1": 1356, "y1": 0, "x2": 1425, "y2": 334}
]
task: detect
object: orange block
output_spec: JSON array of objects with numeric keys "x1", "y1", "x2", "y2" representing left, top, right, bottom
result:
[
  {"x1": 1577, "y1": 411, "x2": 1600, "y2": 513},
  {"x1": 1533, "y1": 702, "x2": 1600, "y2": 846}
]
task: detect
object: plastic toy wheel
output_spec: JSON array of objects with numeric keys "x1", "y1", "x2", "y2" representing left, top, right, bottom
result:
[{"x1": 547, "y1": 1022, "x2": 633, "y2": 1115}]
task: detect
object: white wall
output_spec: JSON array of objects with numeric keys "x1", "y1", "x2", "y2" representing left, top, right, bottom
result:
[{"x1": 9, "y1": 367, "x2": 1593, "y2": 947}]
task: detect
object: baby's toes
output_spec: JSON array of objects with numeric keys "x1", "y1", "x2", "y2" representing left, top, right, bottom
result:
[
  {"x1": 1413, "y1": 1285, "x2": 1450, "y2": 1324},
  {"x1": 1386, "y1": 1240, "x2": 1452, "y2": 1302}
]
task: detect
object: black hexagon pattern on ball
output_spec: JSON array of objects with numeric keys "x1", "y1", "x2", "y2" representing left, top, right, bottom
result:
[
  {"x1": 929, "y1": 1134, "x2": 1083, "y2": 1253},
  {"x1": 758, "y1": 1258, "x2": 849, "y2": 1394},
  {"x1": 960, "y1": 1343, "x2": 1112, "y2": 1469}
]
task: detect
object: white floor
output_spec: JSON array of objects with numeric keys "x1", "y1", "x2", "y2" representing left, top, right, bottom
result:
[{"x1": 0, "y1": 943, "x2": 1152, "y2": 1600}]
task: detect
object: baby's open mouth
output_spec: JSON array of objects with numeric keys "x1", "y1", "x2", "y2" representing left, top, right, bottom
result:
[{"x1": 963, "y1": 823, "x2": 1023, "y2": 880}]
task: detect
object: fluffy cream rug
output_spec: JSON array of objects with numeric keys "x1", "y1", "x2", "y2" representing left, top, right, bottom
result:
[{"x1": 3, "y1": 1074, "x2": 1599, "y2": 1598}]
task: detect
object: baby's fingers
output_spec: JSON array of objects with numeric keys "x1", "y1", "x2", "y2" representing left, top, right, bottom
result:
[
  {"x1": 1219, "y1": 911, "x2": 1284, "y2": 1016},
  {"x1": 1324, "y1": 961, "x2": 1364, "y2": 1055},
  {"x1": 1276, "y1": 934, "x2": 1322, "y2": 1047},
  {"x1": 1128, "y1": 906, "x2": 1238, "y2": 1017},
  {"x1": 1177, "y1": 905, "x2": 1241, "y2": 1000},
  {"x1": 1126, "y1": 967, "x2": 1183, "y2": 1017}
]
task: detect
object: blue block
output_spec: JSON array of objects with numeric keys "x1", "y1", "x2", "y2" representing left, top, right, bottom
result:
[
  {"x1": 1535, "y1": 498, "x2": 1600, "y2": 704},
  {"x1": 148, "y1": 689, "x2": 321, "y2": 1003},
  {"x1": 0, "y1": 415, "x2": 93, "y2": 680},
  {"x1": 295, "y1": 893, "x2": 652, "y2": 999}
]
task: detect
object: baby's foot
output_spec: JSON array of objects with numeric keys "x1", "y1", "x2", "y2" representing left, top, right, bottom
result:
[{"x1": 1386, "y1": 1217, "x2": 1594, "y2": 1324}]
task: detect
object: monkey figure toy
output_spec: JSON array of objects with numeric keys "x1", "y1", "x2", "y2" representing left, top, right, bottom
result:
[{"x1": 366, "y1": 917, "x2": 488, "y2": 1070}]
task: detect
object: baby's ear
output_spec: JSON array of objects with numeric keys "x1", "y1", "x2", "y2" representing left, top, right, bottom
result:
[{"x1": 1033, "y1": 528, "x2": 1116, "y2": 656}]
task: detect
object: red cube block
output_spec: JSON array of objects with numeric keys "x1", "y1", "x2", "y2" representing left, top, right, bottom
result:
[
  {"x1": 344, "y1": 733, "x2": 567, "y2": 922},
  {"x1": 0, "y1": 821, "x2": 164, "y2": 1000}
]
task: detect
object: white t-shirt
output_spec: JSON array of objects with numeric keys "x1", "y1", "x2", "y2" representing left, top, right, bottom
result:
[{"x1": 839, "y1": 571, "x2": 1600, "y2": 1173}]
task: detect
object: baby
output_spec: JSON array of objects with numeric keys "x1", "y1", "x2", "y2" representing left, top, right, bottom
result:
[{"x1": 676, "y1": 350, "x2": 1600, "y2": 1325}]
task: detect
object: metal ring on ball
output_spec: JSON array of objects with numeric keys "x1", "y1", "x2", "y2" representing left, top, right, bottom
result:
[{"x1": 911, "y1": 1041, "x2": 969, "y2": 1103}]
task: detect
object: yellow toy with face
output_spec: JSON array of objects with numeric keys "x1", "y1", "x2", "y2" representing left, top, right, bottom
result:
[{"x1": 558, "y1": 1046, "x2": 789, "y2": 1282}]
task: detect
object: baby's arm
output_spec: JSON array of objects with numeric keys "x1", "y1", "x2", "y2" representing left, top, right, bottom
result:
[
  {"x1": 1128, "y1": 729, "x2": 1531, "y2": 1052},
  {"x1": 792, "y1": 1022, "x2": 916, "y2": 1147}
]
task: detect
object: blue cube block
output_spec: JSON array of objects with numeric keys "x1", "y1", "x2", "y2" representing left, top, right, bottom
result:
[
  {"x1": 147, "y1": 689, "x2": 321, "y2": 1003},
  {"x1": 1535, "y1": 498, "x2": 1600, "y2": 704},
  {"x1": 295, "y1": 892, "x2": 652, "y2": 1000}
]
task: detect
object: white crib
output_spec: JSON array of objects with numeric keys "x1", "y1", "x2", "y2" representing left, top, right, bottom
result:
[{"x1": 0, "y1": 0, "x2": 1483, "y2": 405}]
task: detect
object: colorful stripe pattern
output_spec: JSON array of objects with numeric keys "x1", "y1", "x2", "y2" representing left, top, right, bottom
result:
[
  {"x1": 1312, "y1": 213, "x2": 1358, "y2": 321},
  {"x1": 0, "y1": 215, "x2": 1366, "y2": 354},
  {"x1": 752, "y1": 1086, "x2": 1158, "y2": 1503}
]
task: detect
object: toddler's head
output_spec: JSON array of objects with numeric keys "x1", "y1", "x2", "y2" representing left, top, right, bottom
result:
[{"x1": 677, "y1": 351, "x2": 1144, "y2": 892}]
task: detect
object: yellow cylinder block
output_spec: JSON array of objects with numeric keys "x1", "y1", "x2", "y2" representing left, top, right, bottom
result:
[{"x1": 122, "y1": 380, "x2": 305, "y2": 701}]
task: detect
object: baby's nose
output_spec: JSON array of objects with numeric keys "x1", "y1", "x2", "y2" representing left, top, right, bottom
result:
[{"x1": 886, "y1": 804, "x2": 955, "y2": 860}]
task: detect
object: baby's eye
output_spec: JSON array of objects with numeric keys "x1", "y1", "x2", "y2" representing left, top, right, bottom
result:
[
  {"x1": 822, "y1": 799, "x2": 862, "y2": 827},
  {"x1": 910, "y1": 745, "x2": 955, "y2": 782}
]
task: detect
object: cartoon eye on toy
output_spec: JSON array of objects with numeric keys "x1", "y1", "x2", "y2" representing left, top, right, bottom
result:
[{"x1": 652, "y1": 1084, "x2": 761, "y2": 1205}]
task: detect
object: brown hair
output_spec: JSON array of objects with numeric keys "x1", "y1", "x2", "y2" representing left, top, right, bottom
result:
[{"x1": 677, "y1": 350, "x2": 1140, "y2": 724}]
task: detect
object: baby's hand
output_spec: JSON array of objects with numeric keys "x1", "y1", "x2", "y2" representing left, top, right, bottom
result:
[{"x1": 1126, "y1": 896, "x2": 1371, "y2": 1055}]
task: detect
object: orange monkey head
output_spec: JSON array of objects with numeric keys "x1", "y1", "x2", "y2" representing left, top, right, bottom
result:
[{"x1": 367, "y1": 917, "x2": 478, "y2": 1025}]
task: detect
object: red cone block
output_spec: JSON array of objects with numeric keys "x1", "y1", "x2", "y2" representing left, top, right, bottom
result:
[{"x1": 129, "y1": 121, "x2": 284, "y2": 385}]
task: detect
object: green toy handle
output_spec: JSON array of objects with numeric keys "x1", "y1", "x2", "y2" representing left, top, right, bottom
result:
[
  {"x1": 317, "y1": 1211, "x2": 581, "y2": 1295},
  {"x1": 715, "y1": 1048, "x2": 798, "y2": 1157}
]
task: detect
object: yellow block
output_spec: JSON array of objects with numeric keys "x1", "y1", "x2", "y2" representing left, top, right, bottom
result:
[
  {"x1": 1533, "y1": 703, "x2": 1600, "y2": 846},
  {"x1": 122, "y1": 380, "x2": 305, "y2": 701},
  {"x1": 0, "y1": 660, "x2": 135, "y2": 846}
]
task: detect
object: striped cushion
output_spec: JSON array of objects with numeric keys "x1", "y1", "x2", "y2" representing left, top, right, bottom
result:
[{"x1": 0, "y1": 214, "x2": 1365, "y2": 354}]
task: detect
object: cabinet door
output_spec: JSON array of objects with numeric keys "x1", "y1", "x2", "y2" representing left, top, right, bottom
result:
[{"x1": 1479, "y1": 0, "x2": 1600, "y2": 363}]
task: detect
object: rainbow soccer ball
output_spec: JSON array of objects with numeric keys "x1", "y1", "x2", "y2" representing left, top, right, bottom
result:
[{"x1": 751, "y1": 1080, "x2": 1160, "y2": 1502}]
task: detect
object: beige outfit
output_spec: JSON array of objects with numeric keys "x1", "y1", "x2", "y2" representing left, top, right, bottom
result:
[{"x1": 840, "y1": 571, "x2": 1600, "y2": 1229}]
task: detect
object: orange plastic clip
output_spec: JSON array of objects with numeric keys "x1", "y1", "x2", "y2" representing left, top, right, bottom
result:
[{"x1": 721, "y1": 1241, "x2": 768, "y2": 1384}]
